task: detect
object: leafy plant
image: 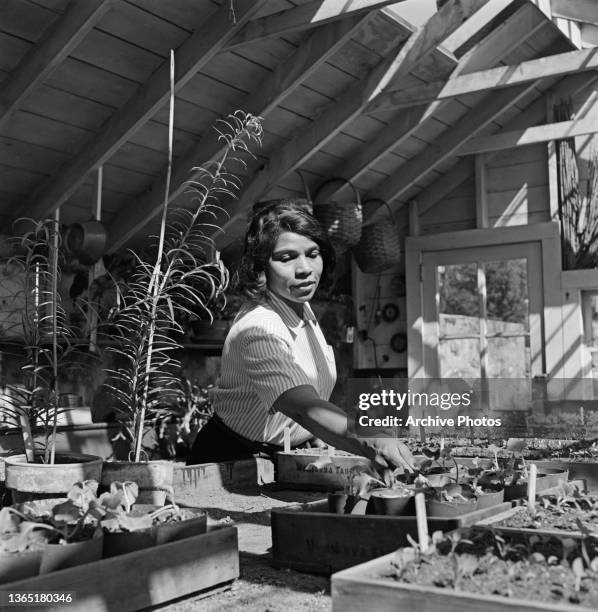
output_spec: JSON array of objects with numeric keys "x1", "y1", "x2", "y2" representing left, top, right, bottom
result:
[
  {"x1": 102, "y1": 111, "x2": 263, "y2": 461},
  {"x1": 0, "y1": 218, "x2": 90, "y2": 463}
]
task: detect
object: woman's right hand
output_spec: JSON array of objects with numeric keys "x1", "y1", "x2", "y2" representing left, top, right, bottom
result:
[{"x1": 365, "y1": 438, "x2": 415, "y2": 473}]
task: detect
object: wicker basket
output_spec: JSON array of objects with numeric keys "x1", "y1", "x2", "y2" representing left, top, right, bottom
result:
[
  {"x1": 312, "y1": 178, "x2": 362, "y2": 253},
  {"x1": 353, "y1": 199, "x2": 401, "y2": 273}
]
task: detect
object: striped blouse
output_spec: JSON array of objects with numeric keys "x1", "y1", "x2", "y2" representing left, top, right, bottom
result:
[{"x1": 212, "y1": 290, "x2": 337, "y2": 446}]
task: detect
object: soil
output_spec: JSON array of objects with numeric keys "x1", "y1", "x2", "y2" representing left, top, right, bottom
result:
[
  {"x1": 379, "y1": 545, "x2": 598, "y2": 608},
  {"x1": 155, "y1": 487, "x2": 331, "y2": 612},
  {"x1": 495, "y1": 502, "x2": 598, "y2": 532}
]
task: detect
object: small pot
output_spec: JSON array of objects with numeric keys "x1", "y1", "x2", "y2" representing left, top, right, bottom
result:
[
  {"x1": 504, "y1": 472, "x2": 549, "y2": 501},
  {"x1": 426, "y1": 497, "x2": 479, "y2": 518},
  {"x1": 369, "y1": 488, "x2": 413, "y2": 516},
  {"x1": 540, "y1": 467, "x2": 569, "y2": 488},
  {"x1": 475, "y1": 488, "x2": 505, "y2": 510}
]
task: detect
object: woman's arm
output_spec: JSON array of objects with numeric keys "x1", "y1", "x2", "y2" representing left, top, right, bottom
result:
[{"x1": 273, "y1": 385, "x2": 414, "y2": 472}]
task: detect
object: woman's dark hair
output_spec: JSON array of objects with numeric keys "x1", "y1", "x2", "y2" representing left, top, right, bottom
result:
[{"x1": 237, "y1": 198, "x2": 335, "y2": 300}]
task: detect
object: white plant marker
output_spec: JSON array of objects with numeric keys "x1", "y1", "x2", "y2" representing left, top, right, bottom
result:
[
  {"x1": 415, "y1": 492, "x2": 429, "y2": 552},
  {"x1": 283, "y1": 427, "x2": 291, "y2": 452},
  {"x1": 528, "y1": 463, "x2": 537, "y2": 510},
  {"x1": 440, "y1": 436, "x2": 445, "y2": 450}
]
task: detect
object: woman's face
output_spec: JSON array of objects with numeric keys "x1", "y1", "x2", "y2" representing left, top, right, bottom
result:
[{"x1": 266, "y1": 231, "x2": 323, "y2": 312}]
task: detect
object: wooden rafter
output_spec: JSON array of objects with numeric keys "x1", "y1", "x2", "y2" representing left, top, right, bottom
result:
[
  {"x1": 321, "y1": 0, "x2": 542, "y2": 202},
  {"x1": 459, "y1": 114, "x2": 598, "y2": 155},
  {"x1": 367, "y1": 82, "x2": 542, "y2": 222},
  {"x1": 551, "y1": 0, "x2": 598, "y2": 26},
  {"x1": 416, "y1": 70, "x2": 598, "y2": 217},
  {"x1": 225, "y1": 0, "x2": 403, "y2": 50},
  {"x1": 215, "y1": 0, "x2": 494, "y2": 250},
  {"x1": 17, "y1": 0, "x2": 268, "y2": 222},
  {"x1": 105, "y1": 13, "x2": 373, "y2": 252},
  {"x1": 365, "y1": 47, "x2": 598, "y2": 113},
  {"x1": 0, "y1": 0, "x2": 112, "y2": 131}
]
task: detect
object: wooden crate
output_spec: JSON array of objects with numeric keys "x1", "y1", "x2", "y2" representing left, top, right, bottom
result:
[
  {"x1": 0, "y1": 526, "x2": 239, "y2": 611},
  {"x1": 275, "y1": 450, "x2": 371, "y2": 490},
  {"x1": 271, "y1": 499, "x2": 511, "y2": 574},
  {"x1": 174, "y1": 457, "x2": 275, "y2": 503},
  {"x1": 331, "y1": 551, "x2": 595, "y2": 612}
]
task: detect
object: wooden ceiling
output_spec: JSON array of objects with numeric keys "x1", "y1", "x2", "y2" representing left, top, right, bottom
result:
[{"x1": 0, "y1": 0, "x2": 596, "y2": 257}]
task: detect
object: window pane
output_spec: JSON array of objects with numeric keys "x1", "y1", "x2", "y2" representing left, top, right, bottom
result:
[
  {"x1": 485, "y1": 258, "x2": 530, "y2": 377},
  {"x1": 487, "y1": 336, "x2": 529, "y2": 377},
  {"x1": 438, "y1": 263, "x2": 479, "y2": 336},
  {"x1": 485, "y1": 259, "x2": 529, "y2": 331},
  {"x1": 439, "y1": 338, "x2": 480, "y2": 378}
]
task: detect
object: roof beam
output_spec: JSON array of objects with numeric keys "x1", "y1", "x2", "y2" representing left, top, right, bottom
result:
[
  {"x1": 551, "y1": 0, "x2": 598, "y2": 26},
  {"x1": 225, "y1": 0, "x2": 403, "y2": 50},
  {"x1": 216, "y1": 0, "x2": 494, "y2": 249},
  {"x1": 17, "y1": 0, "x2": 268, "y2": 222},
  {"x1": 365, "y1": 47, "x2": 598, "y2": 113},
  {"x1": 105, "y1": 13, "x2": 373, "y2": 252},
  {"x1": 367, "y1": 82, "x2": 541, "y2": 222},
  {"x1": 0, "y1": 0, "x2": 112, "y2": 131},
  {"x1": 459, "y1": 114, "x2": 598, "y2": 155},
  {"x1": 416, "y1": 70, "x2": 598, "y2": 217},
  {"x1": 321, "y1": 1, "x2": 542, "y2": 201}
]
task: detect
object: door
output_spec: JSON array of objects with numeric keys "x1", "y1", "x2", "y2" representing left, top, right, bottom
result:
[{"x1": 421, "y1": 243, "x2": 544, "y2": 382}]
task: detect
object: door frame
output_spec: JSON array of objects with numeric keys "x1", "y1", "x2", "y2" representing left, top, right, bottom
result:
[{"x1": 405, "y1": 222, "x2": 562, "y2": 379}]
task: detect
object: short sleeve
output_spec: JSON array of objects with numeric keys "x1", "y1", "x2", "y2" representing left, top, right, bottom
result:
[{"x1": 242, "y1": 329, "x2": 313, "y2": 411}]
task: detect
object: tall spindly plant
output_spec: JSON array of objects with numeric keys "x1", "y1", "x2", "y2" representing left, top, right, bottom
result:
[
  {"x1": 103, "y1": 107, "x2": 263, "y2": 462},
  {"x1": 1, "y1": 217, "x2": 79, "y2": 464}
]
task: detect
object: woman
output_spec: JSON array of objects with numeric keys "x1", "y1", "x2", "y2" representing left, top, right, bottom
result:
[{"x1": 187, "y1": 199, "x2": 414, "y2": 472}]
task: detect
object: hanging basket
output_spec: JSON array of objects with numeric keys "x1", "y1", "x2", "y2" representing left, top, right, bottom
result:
[
  {"x1": 312, "y1": 178, "x2": 362, "y2": 253},
  {"x1": 353, "y1": 199, "x2": 401, "y2": 273}
]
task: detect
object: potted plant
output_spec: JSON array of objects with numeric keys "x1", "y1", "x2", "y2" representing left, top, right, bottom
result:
[
  {"x1": 100, "y1": 110, "x2": 263, "y2": 502},
  {"x1": 327, "y1": 465, "x2": 384, "y2": 515},
  {"x1": 1, "y1": 218, "x2": 102, "y2": 502},
  {"x1": 0, "y1": 484, "x2": 104, "y2": 583}
]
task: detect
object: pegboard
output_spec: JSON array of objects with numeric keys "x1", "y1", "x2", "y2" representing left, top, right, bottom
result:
[{"x1": 352, "y1": 260, "x2": 407, "y2": 370}]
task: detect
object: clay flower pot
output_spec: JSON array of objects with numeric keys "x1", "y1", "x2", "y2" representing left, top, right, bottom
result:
[
  {"x1": 426, "y1": 497, "x2": 479, "y2": 518},
  {"x1": 540, "y1": 467, "x2": 569, "y2": 488},
  {"x1": 370, "y1": 488, "x2": 414, "y2": 516},
  {"x1": 101, "y1": 460, "x2": 174, "y2": 505},
  {"x1": 4, "y1": 453, "x2": 103, "y2": 504},
  {"x1": 475, "y1": 488, "x2": 505, "y2": 510},
  {"x1": 504, "y1": 472, "x2": 549, "y2": 501}
]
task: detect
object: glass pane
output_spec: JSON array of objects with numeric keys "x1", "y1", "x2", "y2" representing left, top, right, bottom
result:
[
  {"x1": 484, "y1": 258, "x2": 530, "y2": 377},
  {"x1": 437, "y1": 263, "x2": 479, "y2": 336},
  {"x1": 487, "y1": 336, "x2": 529, "y2": 377},
  {"x1": 438, "y1": 338, "x2": 480, "y2": 378},
  {"x1": 485, "y1": 259, "x2": 529, "y2": 332}
]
